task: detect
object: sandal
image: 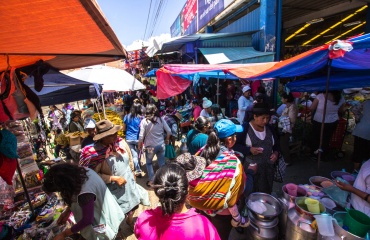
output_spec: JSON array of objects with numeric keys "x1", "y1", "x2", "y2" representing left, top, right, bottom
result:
[{"x1": 231, "y1": 216, "x2": 250, "y2": 228}]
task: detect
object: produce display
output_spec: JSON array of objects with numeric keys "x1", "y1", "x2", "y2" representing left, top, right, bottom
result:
[{"x1": 92, "y1": 109, "x2": 125, "y2": 137}]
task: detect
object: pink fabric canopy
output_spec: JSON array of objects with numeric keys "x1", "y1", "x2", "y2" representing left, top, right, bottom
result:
[{"x1": 156, "y1": 62, "x2": 276, "y2": 99}]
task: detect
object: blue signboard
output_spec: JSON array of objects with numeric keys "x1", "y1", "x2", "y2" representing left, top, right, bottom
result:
[
  {"x1": 198, "y1": 0, "x2": 224, "y2": 30},
  {"x1": 170, "y1": 15, "x2": 181, "y2": 37}
]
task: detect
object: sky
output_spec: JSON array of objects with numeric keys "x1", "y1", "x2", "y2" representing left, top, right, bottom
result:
[{"x1": 96, "y1": 0, "x2": 187, "y2": 50}]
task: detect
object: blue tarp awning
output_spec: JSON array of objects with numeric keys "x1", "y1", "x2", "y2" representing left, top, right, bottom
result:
[
  {"x1": 25, "y1": 69, "x2": 99, "y2": 106},
  {"x1": 287, "y1": 71, "x2": 370, "y2": 92}
]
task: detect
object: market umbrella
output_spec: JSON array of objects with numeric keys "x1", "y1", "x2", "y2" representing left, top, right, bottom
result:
[{"x1": 67, "y1": 65, "x2": 145, "y2": 92}]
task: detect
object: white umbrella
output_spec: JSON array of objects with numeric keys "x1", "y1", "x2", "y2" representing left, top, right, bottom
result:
[{"x1": 67, "y1": 65, "x2": 145, "y2": 92}]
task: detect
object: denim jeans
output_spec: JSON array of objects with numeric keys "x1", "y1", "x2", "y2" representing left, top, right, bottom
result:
[
  {"x1": 145, "y1": 144, "x2": 165, "y2": 181},
  {"x1": 126, "y1": 140, "x2": 141, "y2": 173}
]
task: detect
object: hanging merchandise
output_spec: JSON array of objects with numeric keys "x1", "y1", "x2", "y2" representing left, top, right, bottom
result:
[
  {"x1": 0, "y1": 68, "x2": 39, "y2": 122},
  {"x1": 0, "y1": 152, "x2": 17, "y2": 185},
  {"x1": 0, "y1": 128, "x2": 20, "y2": 159}
]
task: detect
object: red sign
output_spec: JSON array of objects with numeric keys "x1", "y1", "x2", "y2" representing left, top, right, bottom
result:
[{"x1": 182, "y1": 0, "x2": 197, "y2": 32}]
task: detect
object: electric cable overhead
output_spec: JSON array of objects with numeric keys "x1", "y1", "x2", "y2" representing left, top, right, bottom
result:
[
  {"x1": 143, "y1": 0, "x2": 153, "y2": 40},
  {"x1": 149, "y1": 0, "x2": 165, "y2": 38}
]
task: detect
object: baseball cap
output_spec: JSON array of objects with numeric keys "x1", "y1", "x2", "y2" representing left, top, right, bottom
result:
[
  {"x1": 242, "y1": 86, "x2": 251, "y2": 93},
  {"x1": 214, "y1": 119, "x2": 243, "y2": 139}
]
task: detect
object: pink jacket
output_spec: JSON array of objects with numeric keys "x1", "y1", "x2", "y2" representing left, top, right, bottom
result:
[{"x1": 135, "y1": 207, "x2": 220, "y2": 240}]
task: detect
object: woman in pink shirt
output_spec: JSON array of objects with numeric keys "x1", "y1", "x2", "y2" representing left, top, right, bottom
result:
[
  {"x1": 192, "y1": 99, "x2": 202, "y2": 120},
  {"x1": 135, "y1": 164, "x2": 220, "y2": 240}
]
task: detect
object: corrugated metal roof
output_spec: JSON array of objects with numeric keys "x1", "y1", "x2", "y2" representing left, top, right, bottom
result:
[
  {"x1": 160, "y1": 31, "x2": 258, "y2": 54},
  {"x1": 282, "y1": 0, "x2": 345, "y2": 22},
  {"x1": 199, "y1": 47, "x2": 274, "y2": 64}
]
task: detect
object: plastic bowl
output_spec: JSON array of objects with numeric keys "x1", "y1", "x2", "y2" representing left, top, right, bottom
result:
[
  {"x1": 341, "y1": 175, "x2": 355, "y2": 184},
  {"x1": 320, "y1": 197, "x2": 336, "y2": 210},
  {"x1": 330, "y1": 171, "x2": 351, "y2": 180},
  {"x1": 309, "y1": 176, "x2": 332, "y2": 189}
]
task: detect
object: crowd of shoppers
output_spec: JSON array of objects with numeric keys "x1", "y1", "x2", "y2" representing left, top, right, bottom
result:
[{"x1": 39, "y1": 84, "x2": 370, "y2": 240}]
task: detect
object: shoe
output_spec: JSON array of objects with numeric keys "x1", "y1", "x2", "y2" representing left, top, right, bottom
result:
[
  {"x1": 286, "y1": 162, "x2": 292, "y2": 166},
  {"x1": 135, "y1": 171, "x2": 142, "y2": 178},
  {"x1": 310, "y1": 155, "x2": 318, "y2": 162},
  {"x1": 231, "y1": 216, "x2": 250, "y2": 228}
]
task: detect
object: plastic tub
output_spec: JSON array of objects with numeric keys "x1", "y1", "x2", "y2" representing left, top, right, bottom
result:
[{"x1": 344, "y1": 208, "x2": 370, "y2": 237}]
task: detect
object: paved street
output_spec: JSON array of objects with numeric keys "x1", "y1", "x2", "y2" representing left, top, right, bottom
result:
[{"x1": 121, "y1": 133, "x2": 355, "y2": 239}]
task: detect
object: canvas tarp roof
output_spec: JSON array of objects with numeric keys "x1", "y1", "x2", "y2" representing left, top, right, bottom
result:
[
  {"x1": 24, "y1": 68, "x2": 100, "y2": 106},
  {"x1": 0, "y1": 0, "x2": 127, "y2": 72},
  {"x1": 156, "y1": 63, "x2": 276, "y2": 99}
]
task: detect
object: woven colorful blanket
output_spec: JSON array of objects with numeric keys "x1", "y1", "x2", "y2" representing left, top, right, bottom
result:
[{"x1": 188, "y1": 150, "x2": 246, "y2": 214}]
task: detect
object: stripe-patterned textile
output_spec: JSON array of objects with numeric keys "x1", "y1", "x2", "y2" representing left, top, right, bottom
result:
[
  {"x1": 79, "y1": 137, "x2": 126, "y2": 169},
  {"x1": 188, "y1": 149, "x2": 246, "y2": 214}
]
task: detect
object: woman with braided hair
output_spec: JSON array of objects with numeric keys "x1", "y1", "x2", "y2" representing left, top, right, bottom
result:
[
  {"x1": 134, "y1": 164, "x2": 220, "y2": 240},
  {"x1": 186, "y1": 116, "x2": 210, "y2": 155}
]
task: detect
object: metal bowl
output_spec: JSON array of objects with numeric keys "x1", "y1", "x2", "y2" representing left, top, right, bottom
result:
[
  {"x1": 247, "y1": 192, "x2": 282, "y2": 221},
  {"x1": 309, "y1": 176, "x2": 333, "y2": 189},
  {"x1": 295, "y1": 197, "x2": 326, "y2": 220}
]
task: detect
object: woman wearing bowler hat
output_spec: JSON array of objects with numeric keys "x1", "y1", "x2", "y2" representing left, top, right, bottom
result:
[
  {"x1": 80, "y1": 119, "x2": 150, "y2": 232},
  {"x1": 233, "y1": 103, "x2": 280, "y2": 194}
]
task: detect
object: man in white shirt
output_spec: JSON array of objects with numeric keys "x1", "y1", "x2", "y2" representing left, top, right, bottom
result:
[
  {"x1": 200, "y1": 97, "x2": 212, "y2": 118},
  {"x1": 336, "y1": 159, "x2": 370, "y2": 216},
  {"x1": 237, "y1": 86, "x2": 254, "y2": 124}
]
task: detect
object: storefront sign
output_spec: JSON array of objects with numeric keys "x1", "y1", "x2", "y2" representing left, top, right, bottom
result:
[
  {"x1": 182, "y1": 0, "x2": 197, "y2": 32},
  {"x1": 198, "y1": 0, "x2": 224, "y2": 30},
  {"x1": 170, "y1": 15, "x2": 182, "y2": 37}
]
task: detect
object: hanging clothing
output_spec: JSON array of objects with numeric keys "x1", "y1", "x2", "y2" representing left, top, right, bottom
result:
[{"x1": 0, "y1": 153, "x2": 17, "y2": 185}]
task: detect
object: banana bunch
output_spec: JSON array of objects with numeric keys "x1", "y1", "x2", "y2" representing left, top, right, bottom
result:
[
  {"x1": 72, "y1": 131, "x2": 83, "y2": 137},
  {"x1": 92, "y1": 110, "x2": 125, "y2": 138}
]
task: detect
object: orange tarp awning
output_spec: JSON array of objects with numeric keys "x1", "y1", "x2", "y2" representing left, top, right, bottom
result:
[{"x1": 0, "y1": 0, "x2": 127, "y2": 71}]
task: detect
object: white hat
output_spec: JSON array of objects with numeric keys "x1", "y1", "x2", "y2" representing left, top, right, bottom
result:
[
  {"x1": 202, "y1": 97, "x2": 212, "y2": 109},
  {"x1": 242, "y1": 86, "x2": 251, "y2": 93},
  {"x1": 310, "y1": 93, "x2": 317, "y2": 99},
  {"x1": 85, "y1": 120, "x2": 96, "y2": 129}
]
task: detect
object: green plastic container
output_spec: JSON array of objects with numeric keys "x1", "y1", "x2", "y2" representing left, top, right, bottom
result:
[{"x1": 344, "y1": 208, "x2": 370, "y2": 237}]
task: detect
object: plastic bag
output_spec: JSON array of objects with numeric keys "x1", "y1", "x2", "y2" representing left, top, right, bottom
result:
[{"x1": 322, "y1": 180, "x2": 349, "y2": 208}]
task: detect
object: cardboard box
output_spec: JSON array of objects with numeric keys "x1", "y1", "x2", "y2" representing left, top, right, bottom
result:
[{"x1": 67, "y1": 132, "x2": 87, "y2": 146}]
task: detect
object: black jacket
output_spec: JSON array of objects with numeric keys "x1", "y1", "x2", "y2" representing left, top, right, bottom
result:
[{"x1": 232, "y1": 122, "x2": 280, "y2": 163}]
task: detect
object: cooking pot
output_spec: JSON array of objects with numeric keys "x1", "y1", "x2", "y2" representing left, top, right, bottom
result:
[
  {"x1": 294, "y1": 197, "x2": 326, "y2": 220},
  {"x1": 247, "y1": 193, "x2": 282, "y2": 221},
  {"x1": 285, "y1": 207, "x2": 317, "y2": 240}
]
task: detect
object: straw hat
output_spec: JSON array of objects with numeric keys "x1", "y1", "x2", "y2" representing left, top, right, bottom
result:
[{"x1": 93, "y1": 120, "x2": 122, "y2": 141}]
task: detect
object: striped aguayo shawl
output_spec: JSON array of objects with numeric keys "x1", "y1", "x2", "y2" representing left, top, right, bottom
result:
[
  {"x1": 79, "y1": 137, "x2": 127, "y2": 169},
  {"x1": 188, "y1": 149, "x2": 246, "y2": 215}
]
